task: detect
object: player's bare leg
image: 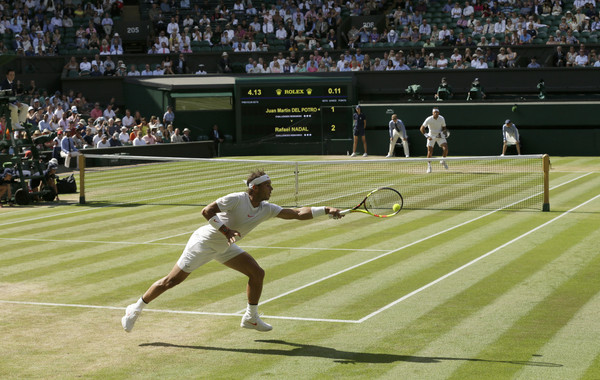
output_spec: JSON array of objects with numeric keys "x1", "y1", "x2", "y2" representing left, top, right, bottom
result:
[
  {"x1": 426, "y1": 146, "x2": 433, "y2": 173},
  {"x1": 224, "y1": 252, "x2": 272, "y2": 331},
  {"x1": 143, "y1": 265, "x2": 191, "y2": 303},
  {"x1": 351, "y1": 136, "x2": 358, "y2": 156},
  {"x1": 121, "y1": 265, "x2": 190, "y2": 332},
  {"x1": 502, "y1": 142, "x2": 507, "y2": 156},
  {"x1": 440, "y1": 143, "x2": 449, "y2": 169},
  {"x1": 516, "y1": 142, "x2": 521, "y2": 155}
]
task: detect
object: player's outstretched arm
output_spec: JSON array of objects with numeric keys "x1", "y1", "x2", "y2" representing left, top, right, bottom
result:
[{"x1": 277, "y1": 207, "x2": 344, "y2": 220}]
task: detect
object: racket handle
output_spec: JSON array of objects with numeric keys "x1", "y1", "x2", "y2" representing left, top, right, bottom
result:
[{"x1": 329, "y1": 209, "x2": 351, "y2": 219}]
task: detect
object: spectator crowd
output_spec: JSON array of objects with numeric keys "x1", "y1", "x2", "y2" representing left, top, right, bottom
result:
[{"x1": 2, "y1": 0, "x2": 599, "y2": 70}]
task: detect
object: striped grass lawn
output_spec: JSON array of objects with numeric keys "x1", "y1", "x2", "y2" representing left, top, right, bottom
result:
[{"x1": 0, "y1": 156, "x2": 599, "y2": 379}]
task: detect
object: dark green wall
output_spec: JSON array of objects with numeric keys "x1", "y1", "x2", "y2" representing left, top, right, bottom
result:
[
  {"x1": 355, "y1": 102, "x2": 600, "y2": 156},
  {"x1": 174, "y1": 110, "x2": 236, "y2": 140}
]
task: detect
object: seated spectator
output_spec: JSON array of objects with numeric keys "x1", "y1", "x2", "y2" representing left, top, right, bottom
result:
[
  {"x1": 496, "y1": 47, "x2": 508, "y2": 68},
  {"x1": 96, "y1": 134, "x2": 111, "y2": 148},
  {"x1": 133, "y1": 131, "x2": 146, "y2": 146},
  {"x1": 506, "y1": 47, "x2": 518, "y2": 67},
  {"x1": 217, "y1": 52, "x2": 232, "y2": 73},
  {"x1": 451, "y1": 3, "x2": 463, "y2": 18},
  {"x1": 528, "y1": 56, "x2": 542, "y2": 68},
  {"x1": 470, "y1": 55, "x2": 485, "y2": 69},
  {"x1": 436, "y1": 52, "x2": 449, "y2": 69},
  {"x1": 182, "y1": 128, "x2": 192, "y2": 142},
  {"x1": 171, "y1": 128, "x2": 184, "y2": 143},
  {"x1": 574, "y1": 49, "x2": 589, "y2": 66},
  {"x1": 64, "y1": 56, "x2": 79, "y2": 73},
  {"x1": 152, "y1": 64, "x2": 165, "y2": 75}
]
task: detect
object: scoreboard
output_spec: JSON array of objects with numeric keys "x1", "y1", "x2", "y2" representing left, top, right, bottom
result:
[{"x1": 235, "y1": 78, "x2": 355, "y2": 142}]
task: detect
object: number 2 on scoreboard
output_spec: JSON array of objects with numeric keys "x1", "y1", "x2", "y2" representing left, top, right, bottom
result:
[{"x1": 330, "y1": 124, "x2": 335, "y2": 131}]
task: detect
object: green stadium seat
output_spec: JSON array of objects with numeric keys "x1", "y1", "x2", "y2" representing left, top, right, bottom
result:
[
  {"x1": 587, "y1": 36, "x2": 598, "y2": 43},
  {"x1": 67, "y1": 70, "x2": 79, "y2": 78}
]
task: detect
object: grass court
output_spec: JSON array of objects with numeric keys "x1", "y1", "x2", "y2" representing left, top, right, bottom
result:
[{"x1": 0, "y1": 156, "x2": 599, "y2": 379}]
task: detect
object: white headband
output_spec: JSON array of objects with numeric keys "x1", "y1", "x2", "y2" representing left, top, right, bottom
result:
[{"x1": 244, "y1": 174, "x2": 270, "y2": 189}]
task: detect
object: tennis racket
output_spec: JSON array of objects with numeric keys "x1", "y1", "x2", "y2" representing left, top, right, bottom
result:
[
  {"x1": 334, "y1": 187, "x2": 404, "y2": 218},
  {"x1": 427, "y1": 130, "x2": 450, "y2": 139}
]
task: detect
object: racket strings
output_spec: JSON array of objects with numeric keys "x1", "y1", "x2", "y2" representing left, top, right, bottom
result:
[{"x1": 365, "y1": 190, "x2": 401, "y2": 214}]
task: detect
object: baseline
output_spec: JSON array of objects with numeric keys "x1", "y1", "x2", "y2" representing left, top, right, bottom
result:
[{"x1": 0, "y1": 300, "x2": 358, "y2": 324}]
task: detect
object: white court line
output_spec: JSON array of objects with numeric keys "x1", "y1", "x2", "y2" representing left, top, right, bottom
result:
[
  {"x1": 0, "y1": 300, "x2": 358, "y2": 324},
  {"x1": 145, "y1": 230, "x2": 194, "y2": 243},
  {"x1": 2, "y1": 173, "x2": 595, "y2": 325},
  {"x1": 240, "y1": 172, "x2": 594, "y2": 313},
  {"x1": 0, "y1": 237, "x2": 386, "y2": 252},
  {"x1": 358, "y1": 191, "x2": 600, "y2": 323}
]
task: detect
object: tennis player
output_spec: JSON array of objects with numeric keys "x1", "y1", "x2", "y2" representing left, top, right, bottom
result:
[
  {"x1": 122, "y1": 171, "x2": 344, "y2": 333},
  {"x1": 501, "y1": 119, "x2": 521, "y2": 156},
  {"x1": 420, "y1": 108, "x2": 449, "y2": 173}
]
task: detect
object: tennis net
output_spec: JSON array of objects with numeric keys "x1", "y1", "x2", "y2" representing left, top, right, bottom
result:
[{"x1": 79, "y1": 154, "x2": 550, "y2": 211}]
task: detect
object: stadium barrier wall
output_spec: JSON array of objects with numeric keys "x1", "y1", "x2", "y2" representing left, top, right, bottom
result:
[{"x1": 81, "y1": 141, "x2": 214, "y2": 162}]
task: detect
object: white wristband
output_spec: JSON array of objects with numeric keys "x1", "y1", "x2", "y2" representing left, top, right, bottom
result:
[
  {"x1": 311, "y1": 206, "x2": 326, "y2": 217},
  {"x1": 208, "y1": 215, "x2": 224, "y2": 230}
]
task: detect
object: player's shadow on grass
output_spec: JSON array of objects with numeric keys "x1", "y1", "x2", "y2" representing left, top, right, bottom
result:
[{"x1": 140, "y1": 340, "x2": 562, "y2": 367}]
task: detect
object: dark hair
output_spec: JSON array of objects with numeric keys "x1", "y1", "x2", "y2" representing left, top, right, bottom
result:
[
  {"x1": 246, "y1": 170, "x2": 266, "y2": 193},
  {"x1": 6, "y1": 68, "x2": 15, "y2": 75}
]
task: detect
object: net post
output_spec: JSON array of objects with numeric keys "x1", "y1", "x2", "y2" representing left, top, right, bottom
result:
[
  {"x1": 294, "y1": 161, "x2": 299, "y2": 207},
  {"x1": 79, "y1": 154, "x2": 86, "y2": 204},
  {"x1": 542, "y1": 154, "x2": 550, "y2": 212}
]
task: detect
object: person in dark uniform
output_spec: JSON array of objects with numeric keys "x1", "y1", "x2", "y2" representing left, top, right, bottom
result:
[
  {"x1": 30, "y1": 162, "x2": 59, "y2": 201},
  {"x1": 350, "y1": 105, "x2": 368, "y2": 157},
  {"x1": 0, "y1": 168, "x2": 15, "y2": 207},
  {"x1": 211, "y1": 124, "x2": 225, "y2": 156}
]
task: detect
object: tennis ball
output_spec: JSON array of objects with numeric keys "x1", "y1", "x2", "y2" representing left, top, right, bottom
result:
[{"x1": 393, "y1": 203, "x2": 401, "y2": 212}]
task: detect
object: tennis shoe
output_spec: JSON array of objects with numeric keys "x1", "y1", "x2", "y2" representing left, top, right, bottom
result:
[
  {"x1": 426, "y1": 164, "x2": 432, "y2": 173},
  {"x1": 363, "y1": 153, "x2": 368, "y2": 157},
  {"x1": 441, "y1": 160, "x2": 448, "y2": 170},
  {"x1": 122, "y1": 304, "x2": 142, "y2": 332},
  {"x1": 241, "y1": 313, "x2": 272, "y2": 332},
  {"x1": 350, "y1": 152, "x2": 357, "y2": 157},
  {"x1": 385, "y1": 154, "x2": 392, "y2": 158}
]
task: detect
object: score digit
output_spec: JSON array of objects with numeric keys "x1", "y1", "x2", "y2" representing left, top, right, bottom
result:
[
  {"x1": 330, "y1": 124, "x2": 336, "y2": 131},
  {"x1": 328, "y1": 88, "x2": 341, "y2": 95},
  {"x1": 247, "y1": 89, "x2": 262, "y2": 96}
]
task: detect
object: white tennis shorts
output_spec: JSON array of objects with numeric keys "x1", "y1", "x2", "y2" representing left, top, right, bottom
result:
[
  {"x1": 426, "y1": 136, "x2": 447, "y2": 148},
  {"x1": 177, "y1": 237, "x2": 244, "y2": 273}
]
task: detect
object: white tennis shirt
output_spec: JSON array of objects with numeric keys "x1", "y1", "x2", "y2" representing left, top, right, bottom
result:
[
  {"x1": 422, "y1": 115, "x2": 446, "y2": 135},
  {"x1": 195, "y1": 192, "x2": 283, "y2": 243}
]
